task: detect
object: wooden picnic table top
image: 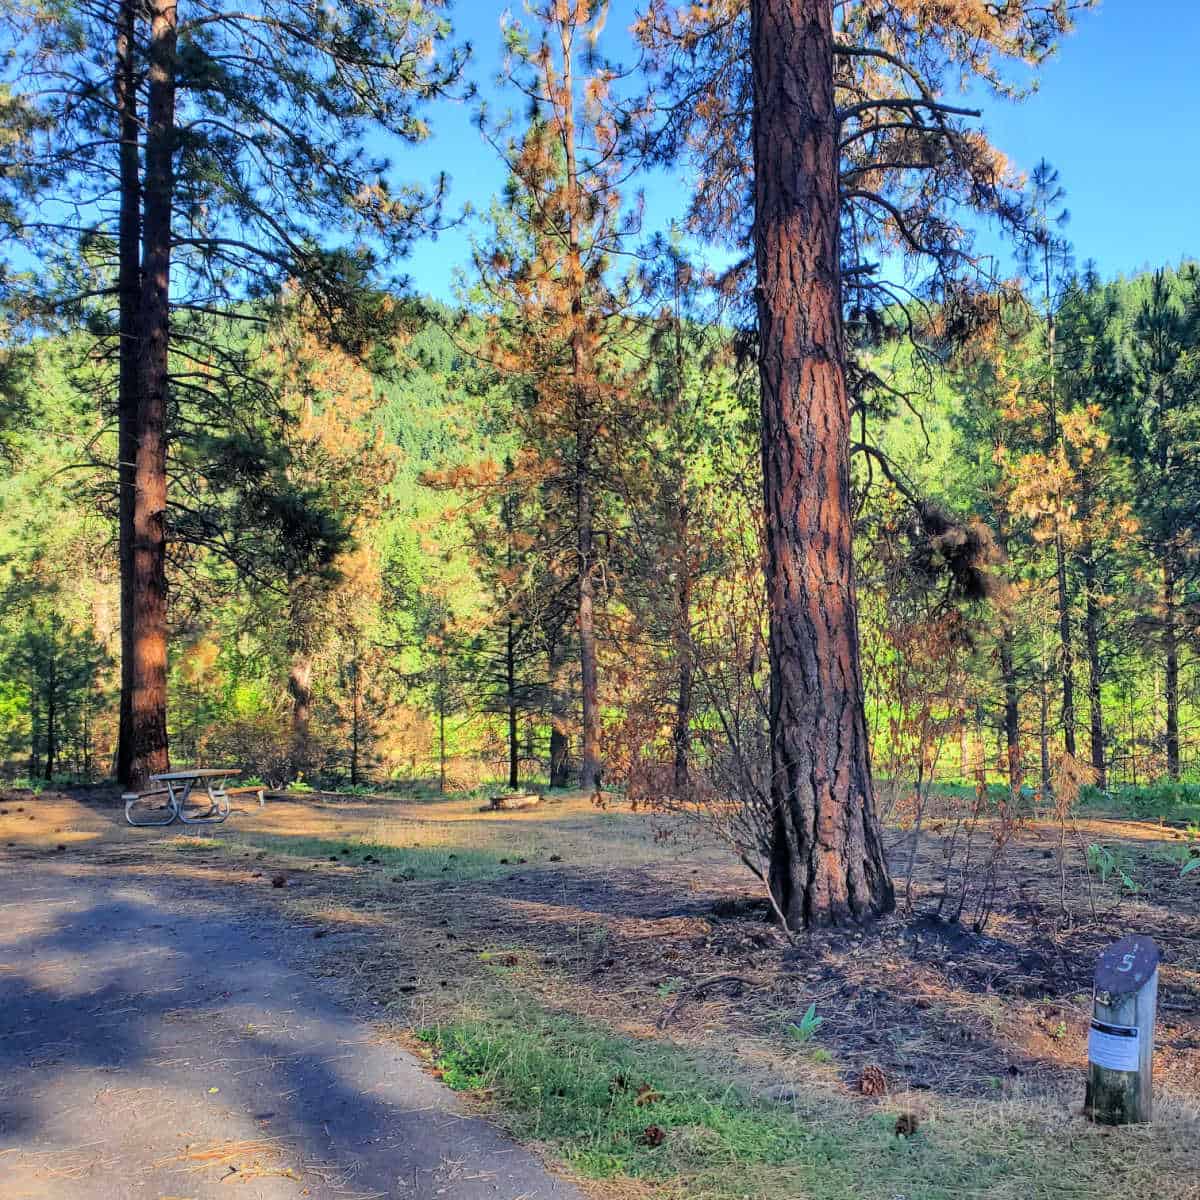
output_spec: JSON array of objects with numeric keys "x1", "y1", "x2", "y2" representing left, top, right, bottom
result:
[{"x1": 149, "y1": 768, "x2": 241, "y2": 782}]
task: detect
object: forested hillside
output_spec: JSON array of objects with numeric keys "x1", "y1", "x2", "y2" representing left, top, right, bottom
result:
[{"x1": 2, "y1": 263, "x2": 1196, "y2": 799}]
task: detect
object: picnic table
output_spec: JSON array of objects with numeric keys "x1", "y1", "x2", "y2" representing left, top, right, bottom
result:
[{"x1": 123, "y1": 768, "x2": 264, "y2": 827}]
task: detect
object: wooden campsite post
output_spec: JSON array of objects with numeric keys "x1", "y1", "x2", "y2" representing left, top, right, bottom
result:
[{"x1": 1085, "y1": 935, "x2": 1159, "y2": 1124}]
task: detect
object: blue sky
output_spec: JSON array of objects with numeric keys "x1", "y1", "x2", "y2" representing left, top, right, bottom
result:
[{"x1": 396, "y1": 0, "x2": 1200, "y2": 301}]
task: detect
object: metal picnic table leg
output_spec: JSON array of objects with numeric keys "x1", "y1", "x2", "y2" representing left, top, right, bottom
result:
[
  {"x1": 208, "y1": 778, "x2": 231, "y2": 823},
  {"x1": 177, "y1": 776, "x2": 230, "y2": 824},
  {"x1": 124, "y1": 785, "x2": 178, "y2": 827}
]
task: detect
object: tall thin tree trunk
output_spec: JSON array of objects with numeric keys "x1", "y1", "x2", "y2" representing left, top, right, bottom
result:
[
  {"x1": 672, "y1": 552, "x2": 693, "y2": 794},
  {"x1": 29, "y1": 690, "x2": 41, "y2": 781},
  {"x1": 115, "y1": 0, "x2": 140, "y2": 785},
  {"x1": 958, "y1": 708, "x2": 969, "y2": 779},
  {"x1": 547, "y1": 630, "x2": 570, "y2": 788},
  {"x1": 130, "y1": 0, "x2": 177, "y2": 788},
  {"x1": 44, "y1": 660, "x2": 56, "y2": 782},
  {"x1": 1038, "y1": 651, "x2": 1051, "y2": 797},
  {"x1": 438, "y1": 656, "x2": 447, "y2": 795},
  {"x1": 1081, "y1": 547, "x2": 1106, "y2": 788},
  {"x1": 670, "y1": 280, "x2": 693, "y2": 795},
  {"x1": 1052, "y1": 527, "x2": 1076, "y2": 757},
  {"x1": 1163, "y1": 549, "x2": 1180, "y2": 781},
  {"x1": 999, "y1": 627, "x2": 1022, "y2": 797},
  {"x1": 559, "y1": 19, "x2": 601, "y2": 794},
  {"x1": 751, "y1": 0, "x2": 892, "y2": 928},
  {"x1": 507, "y1": 617, "x2": 519, "y2": 789},
  {"x1": 349, "y1": 658, "x2": 360, "y2": 787},
  {"x1": 1041, "y1": 246, "x2": 1076, "y2": 760}
]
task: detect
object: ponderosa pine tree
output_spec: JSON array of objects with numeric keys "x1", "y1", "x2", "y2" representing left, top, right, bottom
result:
[
  {"x1": 469, "y1": 1, "x2": 647, "y2": 793},
  {"x1": 1019, "y1": 160, "x2": 1078, "y2": 761},
  {"x1": 636, "y1": 0, "x2": 1092, "y2": 927},
  {"x1": 0, "y1": 0, "x2": 463, "y2": 785}
]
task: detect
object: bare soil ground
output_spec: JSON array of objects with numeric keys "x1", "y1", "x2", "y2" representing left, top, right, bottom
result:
[{"x1": 2, "y1": 785, "x2": 1197, "y2": 1196}]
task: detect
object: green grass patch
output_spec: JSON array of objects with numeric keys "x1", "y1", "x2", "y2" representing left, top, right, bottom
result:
[
  {"x1": 234, "y1": 834, "x2": 513, "y2": 881},
  {"x1": 1079, "y1": 780, "x2": 1200, "y2": 824},
  {"x1": 415, "y1": 1001, "x2": 1188, "y2": 1199}
]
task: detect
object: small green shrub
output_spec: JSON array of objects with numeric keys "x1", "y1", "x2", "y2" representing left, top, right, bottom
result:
[
  {"x1": 784, "y1": 1003, "x2": 824, "y2": 1043},
  {"x1": 1118, "y1": 782, "x2": 1200, "y2": 820},
  {"x1": 1086, "y1": 843, "x2": 1140, "y2": 893}
]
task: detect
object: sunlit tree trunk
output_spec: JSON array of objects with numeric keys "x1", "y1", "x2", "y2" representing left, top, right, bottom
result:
[
  {"x1": 751, "y1": 0, "x2": 892, "y2": 928},
  {"x1": 115, "y1": 0, "x2": 140, "y2": 785},
  {"x1": 130, "y1": 0, "x2": 177, "y2": 788}
]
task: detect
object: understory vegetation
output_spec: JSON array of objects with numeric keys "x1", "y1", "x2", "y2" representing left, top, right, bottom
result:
[{"x1": 3, "y1": 266, "x2": 1198, "y2": 808}]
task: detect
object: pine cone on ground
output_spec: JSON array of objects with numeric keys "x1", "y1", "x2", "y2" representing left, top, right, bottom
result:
[{"x1": 859, "y1": 1065, "x2": 888, "y2": 1096}]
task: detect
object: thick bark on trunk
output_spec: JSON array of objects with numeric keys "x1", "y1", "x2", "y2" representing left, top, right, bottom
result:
[
  {"x1": 999, "y1": 627, "x2": 1022, "y2": 797},
  {"x1": 129, "y1": 0, "x2": 177, "y2": 788},
  {"x1": 115, "y1": 0, "x2": 140, "y2": 785},
  {"x1": 548, "y1": 631, "x2": 570, "y2": 788},
  {"x1": 1081, "y1": 547, "x2": 1106, "y2": 788},
  {"x1": 751, "y1": 0, "x2": 892, "y2": 928},
  {"x1": 1163, "y1": 551, "x2": 1180, "y2": 781}
]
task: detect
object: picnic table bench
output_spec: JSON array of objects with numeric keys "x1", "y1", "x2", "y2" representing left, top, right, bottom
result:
[{"x1": 123, "y1": 768, "x2": 265, "y2": 827}]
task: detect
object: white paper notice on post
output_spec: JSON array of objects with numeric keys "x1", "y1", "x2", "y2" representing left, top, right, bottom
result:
[{"x1": 1088, "y1": 1020, "x2": 1140, "y2": 1072}]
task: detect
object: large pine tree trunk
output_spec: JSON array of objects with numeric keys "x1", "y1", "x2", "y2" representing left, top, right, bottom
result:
[
  {"x1": 1163, "y1": 550, "x2": 1180, "y2": 781},
  {"x1": 115, "y1": 0, "x2": 140, "y2": 786},
  {"x1": 750, "y1": 0, "x2": 892, "y2": 928},
  {"x1": 1081, "y1": 547, "x2": 1106, "y2": 788},
  {"x1": 129, "y1": 0, "x2": 177, "y2": 788}
]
